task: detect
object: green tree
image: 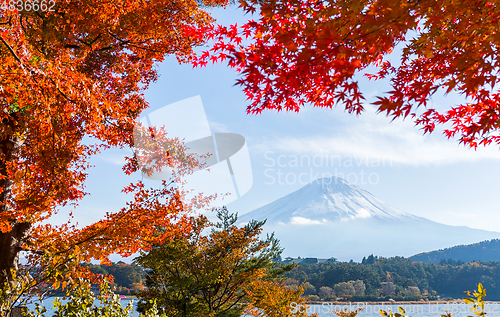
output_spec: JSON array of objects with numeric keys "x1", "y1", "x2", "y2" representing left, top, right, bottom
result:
[
  {"x1": 405, "y1": 286, "x2": 420, "y2": 296},
  {"x1": 318, "y1": 286, "x2": 335, "y2": 299},
  {"x1": 134, "y1": 207, "x2": 299, "y2": 317},
  {"x1": 333, "y1": 282, "x2": 355, "y2": 298},
  {"x1": 352, "y1": 280, "x2": 366, "y2": 296},
  {"x1": 302, "y1": 282, "x2": 316, "y2": 295}
]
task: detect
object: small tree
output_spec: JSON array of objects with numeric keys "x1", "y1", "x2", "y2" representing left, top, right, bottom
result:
[
  {"x1": 406, "y1": 286, "x2": 420, "y2": 296},
  {"x1": 352, "y1": 280, "x2": 366, "y2": 296},
  {"x1": 318, "y1": 286, "x2": 335, "y2": 299},
  {"x1": 134, "y1": 207, "x2": 301, "y2": 317},
  {"x1": 302, "y1": 282, "x2": 316, "y2": 295},
  {"x1": 244, "y1": 279, "x2": 315, "y2": 317},
  {"x1": 333, "y1": 282, "x2": 355, "y2": 298},
  {"x1": 380, "y1": 282, "x2": 396, "y2": 296}
]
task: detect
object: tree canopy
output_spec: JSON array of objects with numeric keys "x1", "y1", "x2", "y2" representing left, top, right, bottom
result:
[
  {"x1": 0, "y1": 0, "x2": 230, "y2": 312},
  {"x1": 134, "y1": 207, "x2": 311, "y2": 317},
  {"x1": 191, "y1": 0, "x2": 500, "y2": 148}
]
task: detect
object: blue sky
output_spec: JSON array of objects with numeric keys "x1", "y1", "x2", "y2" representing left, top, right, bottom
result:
[{"x1": 54, "y1": 7, "x2": 500, "y2": 258}]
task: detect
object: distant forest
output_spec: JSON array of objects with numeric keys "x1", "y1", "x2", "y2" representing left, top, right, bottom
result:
[
  {"x1": 85, "y1": 256, "x2": 500, "y2": 300},
  {"x1": 410, "y1": 239, "x2": 500, "y2": 263},
  {"x1": 282, "y1": 256, "x2": 500, "y2": 301},
  {"x1": 82, "y1": 262, "x2": 145, "y2": 295}
]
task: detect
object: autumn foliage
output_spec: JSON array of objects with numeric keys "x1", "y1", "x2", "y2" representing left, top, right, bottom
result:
[
  {"x1": 4, "y1": 0, "x2": 499, "y2": 314},
  {"x1": 244, "y1": 279, "x2": 315, "y2": 317},
  {"x1": 0, "y1": 0, "x2": 230, "y2": 312},
  {"x1": 135, "y1": 207, "x2": 312, "y2": 317},
  {"x1": 190, "y1": 0, "x2": 500, "y2": 148}
]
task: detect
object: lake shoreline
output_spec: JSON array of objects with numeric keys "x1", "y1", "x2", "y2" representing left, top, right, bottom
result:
[{"x1": 308, "y1": 300, "x2": 500, "y2": 305}]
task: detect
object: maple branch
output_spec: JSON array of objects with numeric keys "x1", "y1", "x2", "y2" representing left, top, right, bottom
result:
[
  {"x1": 0, "y1": 37, "x2": 27, "y2": 71},
  {"x1": 216, "y1": 256, "x2": 268, "y2": 310},
  {"x1": 105, "y1": 30, "x2": 179, "y2": 54},
  {"x1": 104, "y1": 117, "x2": 133, "y2": 134},
  {"x1": 0, "y1": 16, "x2": 12, "y2": 25},
  {"x1": 33, "y1": 9, "x2": 46, "y2": 20},
  {"x1": 47, "y1": 77, "x2": 78, "y2": 104},
  {"x1": 19, "y1": 14, "x2": 27, "y2": 37},
  {"x1": 20, "y1": 14, "x2": 39, "y2": 35},
  {"x1": 50, "y1": 179, "x2": 177, "y2": 257},
  {"x1": 95, "y1": 32, "x2": 134, "y2": 52},
  {"x1": 295, "y1": 18, "x2": 397, "y2": 68},
  {"x1": 17, "y1": 254, "x2": 78, "y2": 302},
  {"x1": 0, "y1": 34, "x2": 78, "y2": 108},
  {"x1": 296, "y1": 32, "x2": 352, "y2": 67},
  {"x1": 88, "y1": 33, "x2": 103, "y2": 46},
  {"x1": 106, "y1": 30, "x2": 133, "y2": 47},
  {"x1": 70, "y1": 34, "x2": 103, "y2": 48},
  {"x1": 291, "y1": 1, "x2": 427, "y2": 69},
  {"x1": 216, "y1": 278, "x2": 245, "y2": 310}
]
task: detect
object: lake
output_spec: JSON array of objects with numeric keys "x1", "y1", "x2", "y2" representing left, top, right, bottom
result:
[
  {"x1": 306, "y1": 302, "x2": 498, "y2": 316},
  {"x1": 25, "y1": 298, "x2": 499, "y2": 316}
]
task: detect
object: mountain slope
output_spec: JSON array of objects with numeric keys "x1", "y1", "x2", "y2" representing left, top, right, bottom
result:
[
  {"x1": 410, "y1": 239, "x2": 500, "y2": 263},
  {"x1": 238, "y1": 177, "x2": 500, "y2": 261},
  {"x1": 240, "y1": 177, "x2": 422, "y2": 224}
]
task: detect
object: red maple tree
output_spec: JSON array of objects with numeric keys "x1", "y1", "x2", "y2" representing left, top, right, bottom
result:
[{"x1": 191, "y1": 0, "x2": 500, "y2": 148}]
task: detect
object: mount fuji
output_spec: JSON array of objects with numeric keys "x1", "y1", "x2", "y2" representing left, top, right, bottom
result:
[{"x1": 238, "y1": 177, "x2": 500, "y2": 261}]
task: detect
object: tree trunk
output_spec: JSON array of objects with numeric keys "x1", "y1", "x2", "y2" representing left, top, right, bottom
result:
[
  {"x1": 0, "y1": 221, "x2": 31, "y2": 286},
  {"x1": 6, "y1": 306, "x2": 26, "y2": 317},
  {"x1": 0, "y1": 111, "x2": 30, "y2": 315}
]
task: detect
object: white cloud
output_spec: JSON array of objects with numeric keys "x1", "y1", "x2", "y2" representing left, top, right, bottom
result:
[
  {"x1": 255, "y1": 105, "x2": 500, "y2": 166},
  {"x1": 290, "y1": 217, "x2": 329, "y2": 225},
  {"x1": 355, "y1": 208, "x2": 371, "y2": 219}
]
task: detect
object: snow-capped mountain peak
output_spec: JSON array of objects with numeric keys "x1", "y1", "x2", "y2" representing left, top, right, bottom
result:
[
  {"x1": 236, "y1": 177, "x2": 500, "y2": 260},
  {"x1": 239, "y1": 177, "x2": 419, "y2": 225}
]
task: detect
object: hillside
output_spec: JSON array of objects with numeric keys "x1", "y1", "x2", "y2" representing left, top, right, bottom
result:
[
  {"x1": 82, "y1": 261, "x2": 146, "y2": 294},
  {"x1": 410, "y1": 239, "x2": 500, "y2": 263},
  {"x1": 282, "y1": 257, "x2": 500, "y2": 301}
]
